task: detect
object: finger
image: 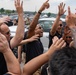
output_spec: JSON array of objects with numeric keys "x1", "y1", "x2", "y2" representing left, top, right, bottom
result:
[
  {"x1": 63, "y1": 10, "x2": 66, "y2": 14},
  {"x1": 68, "y1": 6, "x2": 71, "y2": 16},
  {"x1": 58, "y1": 40, "x2": 65, "y2": 48},
  {"x1": 14, "y1": 0, "x2": 17, "y2": 7},
  {"x1": 63, "y1": 3, "x2": 65, "y2": 9},
  {"x1": 61, "y1": 2, "x2": 63, "y2": 7},
  {"x1": 61, "y1": 42, "x2": 66, "y2": 48},
  {"x1": 55, "y1": 38, "x2": 63, "y2": 46},
  {"x1": 60, "y1": 2, "x2": 62, "y2": 7},
  {"x1": 45, "y1": 0, "x2": 49, "y2": 3},
  {"x1": 21, "y1": 1, "x2": 23, "y2": 7},
  {"x1": 52, "y1": 36, "x2": 59, "y2": 44},
  {"x1": 58, "y1": 6, "x2": 60, "y2": 12},
  {"x1": 17, "y1": 0, "x2": 20, "y2": 5},
  {"x1": 0, "y1": 33, "x2": 3, "y2": 41}
]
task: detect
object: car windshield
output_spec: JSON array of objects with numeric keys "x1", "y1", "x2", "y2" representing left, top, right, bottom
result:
[{"x1": 39, "y1": 20, "x2": 53, "y2": 32}]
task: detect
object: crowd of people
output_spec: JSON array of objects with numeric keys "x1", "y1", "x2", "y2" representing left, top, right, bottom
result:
[{"x1": 0, "y1": 0, "x2": 76, "y2": 75}]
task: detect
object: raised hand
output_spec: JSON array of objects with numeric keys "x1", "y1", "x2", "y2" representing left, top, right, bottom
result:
[
  {"x1": 38, "y1": 0, "x2": 50, "y2": 12},
  {"x1": 63, "y1": 26, "x2": 71, "y2": 34},
  {"x1": 15, "y1": 0, "x2": 23, "y2": 15},
  {"x1": 0, "y1": 16, "x2": 10, "y2": 25},
  {"x1": 58, "y1": 2, "x2": 66, "y2": 16},
  {"x1": 65, "y1": 6, "x2": 76, "y2": 28},
  {"x1": 0, "y1": 33, "x2": 10, "y2": 53},
  {"x1": 28, "y1": 34, "x2": 39, "y2": 42},
  {"x1": 49, "y1": 36, "x2": 66, "y2": 52}
]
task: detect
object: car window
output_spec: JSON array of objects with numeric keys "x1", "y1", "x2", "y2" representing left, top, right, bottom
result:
[{"x1": 39, "y1": 20, "x2": 53, "y2": 32}]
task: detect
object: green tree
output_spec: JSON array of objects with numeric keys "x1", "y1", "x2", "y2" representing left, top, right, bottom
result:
[
  {"x1": 5, "y1": 10, "x2": 12, "y2": 15},
  {"x1": 47, "y1": 12, "x2": 51, "y2": 17},
  {"x1": 12, "y1": 10, "x2": 15, "y2": 13},
  {"x1": 0, "y1": 8, "x2": 5, "y2": 14}
]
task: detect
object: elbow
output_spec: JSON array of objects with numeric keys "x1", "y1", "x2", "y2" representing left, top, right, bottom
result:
[
  {"x1": 14, "y1": 67, "x2": 21, "y2": 75},
  {"x1": 23, "y1": 66, "x2": 30, "y2": 75},
  {"x1": 9, "y1": 69, "x2": 21, "y2": 75}
]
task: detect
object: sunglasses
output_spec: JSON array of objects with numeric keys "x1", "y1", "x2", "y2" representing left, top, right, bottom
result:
[
  {"x1": 60, "y1": 24, "x2": 62, "y2": 26},
  {"x1": 5, "y1": 31, "x2": 10, "y2": 35},
  {"x1": 39, "y1": 26, "x2": 42, "y2": 29},
  {"x1": 66, "y1": 36, "x2": 72, "y2": 38}
]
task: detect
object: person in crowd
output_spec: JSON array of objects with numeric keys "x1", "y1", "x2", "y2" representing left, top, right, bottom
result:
[
  {"x1": 22, "y1": 36, "x2": 66, "y2": 75},
  {"x1": 0, "y1": 32, "x2": 21, "y2": 75},
  {"x1": 18, "y1": 34, "x2": 39, "y2": 63},
  {"x1": 0, "y1": 0, "x2": 25, "y2": 74},
  {"x1": 25, "y1": 17, "x2": 31, "y2": 25},
  {"x1": 12, "y1": 19, "x2": 18, "y2": 25},
  {"x1": 18, "y1": 0, "x2": 50, "y2": 74},
  {"x1": 47, "y1": 6, "x2": 76, "y2": 75},
  {"x1": 62, "y1": 26, "x2": 73, "y2": 46},
  {"x1": 41, "y1": 2, "x2": 66, "y2": 75},
  {"x1": 18, "y1": 0, "x2": 49, "y2": 63},
  {"x1": 47, "y1": 8, "x2": 76, "y2": 74},
  {"x1": 48, "y1": 2, "x2": 66, "y2": 47},
  {"x1": 65, "y1": 6, "x2": 76, "y2": 48},
  {"x1": 22, "y1": 7, "x2": 76, "y2": 75}
]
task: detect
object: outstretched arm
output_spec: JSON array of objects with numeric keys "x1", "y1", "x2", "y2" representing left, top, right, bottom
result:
[
  {"x1": 50, "y1": 2, "x2": 66, "y2": 35},
  {"x1": 27, "y1": 0, "x2": 50, "y2": 38},
  {"x1": 10, "y1": 0, "x2": 25, "y2": 48},
  {"x1": 22, "y1": 36, "x2": 66, "y2": 75},
  {"x1": 18, "y1": 34, "x2": 39, "y2": 45}
]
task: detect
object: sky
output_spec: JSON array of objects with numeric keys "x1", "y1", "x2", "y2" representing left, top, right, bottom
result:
[{"x1": 0, "y1": 0, "x2": 76, "y2": 15}]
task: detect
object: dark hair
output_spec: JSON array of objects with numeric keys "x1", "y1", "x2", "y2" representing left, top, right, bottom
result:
[
  {"x1": 3, "y1": 73, "x2": 12, "y2": 75},
  {"x1": 4, "y1": 21, "x2": 13, "y2": 26},
  {"x1": 49, "y1": 47, "x2": 76, "y2": 75}
]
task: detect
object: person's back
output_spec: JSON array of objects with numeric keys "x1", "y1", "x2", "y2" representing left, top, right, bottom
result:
[{"x1": 49, "y1": 47, "x2": 76, "y2": 75}]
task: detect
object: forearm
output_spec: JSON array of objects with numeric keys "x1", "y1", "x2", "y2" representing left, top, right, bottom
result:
[
  {"x1": 28, "y1": 13, "x2": 41, "y2": 38},
  {"x1": 10, "y1": 14, "x2": 25, "y2": 48},
  {"x1": 18, "y1": 39, "x2": 30, "y2": 46},
  {"x1": 18, "y1": 46, "x2": 22, "y2": 63},
  {"x1": 51, "y1": 15, "x2": 61, "y2": 35},
  {"x1": 15, "y1": 14, "x2": 24, "y2": 41},
  {"x1": 23, "y1": 46, "x2": 55, "y2": 75},
  {"x1": 23, "y1": 52, "x2": 49, "y2": 75},
  {"x1": 3, "y1": 48, "x2": 21, "y2": 75}
]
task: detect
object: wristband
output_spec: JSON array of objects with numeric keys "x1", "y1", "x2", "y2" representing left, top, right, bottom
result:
[{"x1": 38, "y1": 11, "x2": 41, "y2": 14}]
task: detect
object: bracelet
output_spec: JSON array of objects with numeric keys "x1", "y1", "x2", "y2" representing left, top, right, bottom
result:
[{"x1": 38, "y1": 11, "x2": 41, "y2": 14}]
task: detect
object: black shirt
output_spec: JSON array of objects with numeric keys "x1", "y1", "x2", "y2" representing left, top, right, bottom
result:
[
  {"x1": 48, "y1": 31, "x2": 62, "y2": 48},
  {"x1": 23, "y1": 32, "x2": 44, "y2": 63},
  {"x1": 0, "y1": 42, "x2": 15, "y2": 75},
  {"x1": 41, "y1": 31, "x2": 62, "y2": 75},
  {"x1": 0, "y1": 53, "x2": 8, "y2": 75}
]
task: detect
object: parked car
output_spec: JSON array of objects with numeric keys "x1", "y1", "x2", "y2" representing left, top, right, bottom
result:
[{"x1": 9, "y1": 25, "x2": 28, "y2": 38}]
